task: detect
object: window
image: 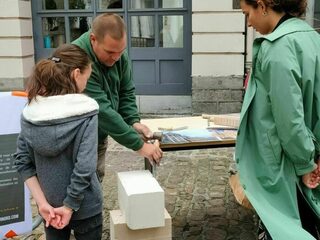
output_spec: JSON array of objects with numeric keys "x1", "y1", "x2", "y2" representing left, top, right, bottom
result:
[
  {"x1": 129, "y1": 0, "x2": 184, "y2": 48},
  {"x1": 40, "y1": 0, "x2": 93, "y2": 48},
  {"x1": 35, "y1": 0, "x2": 126, "y2": 52},
  {"x1": 99, "y1": 0, "x2": 122, "y2": 9}
]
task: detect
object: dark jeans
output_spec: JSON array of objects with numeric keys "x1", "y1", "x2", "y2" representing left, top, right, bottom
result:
[
  {"x1": 44, "y1": 213, "x2": 102, "y2": 240},
  {"x1": 97, "y1": 139, "x2": 108, "y2": 182}
]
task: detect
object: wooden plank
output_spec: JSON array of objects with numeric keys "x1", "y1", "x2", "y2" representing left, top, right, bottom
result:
[{"x1": 141, "y1": 116, "x2": 209, "y2": 133}]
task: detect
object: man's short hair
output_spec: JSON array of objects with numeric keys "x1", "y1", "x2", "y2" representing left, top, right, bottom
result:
[{"x1": 92, "y1": 13, "x2": 126, "y2": 41}]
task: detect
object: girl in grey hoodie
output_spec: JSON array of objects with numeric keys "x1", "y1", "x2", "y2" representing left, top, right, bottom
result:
[{"x1": 14, "y1": 44, "x2": 103, "y2": 240}]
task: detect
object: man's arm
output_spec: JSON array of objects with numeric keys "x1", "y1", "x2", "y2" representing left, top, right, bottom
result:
[
  {"x1": 85, "y1": 69, "x2": 144, "y2": 150},
  {"x1": 117, "y1": 52, "x2": 141, "y2": 126}
]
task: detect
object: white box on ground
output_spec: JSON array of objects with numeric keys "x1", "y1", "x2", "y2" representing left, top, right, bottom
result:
[
  {"x1": 110, "y1": 209, "x2": 172, "y2": 240},
  {"x1": 117, "y1": 170, "x2": 165, "y2": 230}
]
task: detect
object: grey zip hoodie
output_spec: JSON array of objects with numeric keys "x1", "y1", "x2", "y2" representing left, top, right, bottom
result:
[{"x1": 14, "y1": 94, "x2": 102, "y2": 220}]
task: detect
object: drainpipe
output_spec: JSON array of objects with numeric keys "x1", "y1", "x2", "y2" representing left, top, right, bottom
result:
[{"x1": 306, "y1": 0, "x2": 315, "y2": 27}]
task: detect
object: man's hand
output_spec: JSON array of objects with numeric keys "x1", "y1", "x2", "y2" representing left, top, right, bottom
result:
[
  {"x1": 133, "y1": 122, "x2": 153, "y2": 141},
  {"x1": 137, "y1": 140, "x2": 163, "y2": 165}
]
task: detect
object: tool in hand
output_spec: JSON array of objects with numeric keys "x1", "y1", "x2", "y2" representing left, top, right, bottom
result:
[{"x1": 145, "y1": 131, "x2": 163, "y2": 177}]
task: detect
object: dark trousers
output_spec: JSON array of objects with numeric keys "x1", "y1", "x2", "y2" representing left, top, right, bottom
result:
[
  {"x1": 259, "y1": 190, "x2": 320, "y2": 240},
  {"x1": 297, "y1": 190, "x2": 320, "y2": 239},
  {"x1": 44, "y1": 213, "x2": 102, "y2": 240}
]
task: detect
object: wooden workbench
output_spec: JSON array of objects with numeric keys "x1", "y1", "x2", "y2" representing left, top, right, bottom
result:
[
  {"x1": 141, "y1": 116, "x2": 237, "y2": 150},
  {"x1": 141, "y1": 116, "x2": 237, "y2": 173}
]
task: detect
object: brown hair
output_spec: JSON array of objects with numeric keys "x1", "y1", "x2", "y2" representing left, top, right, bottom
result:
[
  {"x1": 241, "y1": 0, "x2": 307, "y2": 17},
  {"x1": 91, "y1": 13, "x2": 126, "y2": 42},
  {"x1": 27, "y1": 44, "x2": 91, "y2": 103}
]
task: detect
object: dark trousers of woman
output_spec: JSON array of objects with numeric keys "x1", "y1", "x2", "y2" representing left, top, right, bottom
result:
[
  {"x1": 258, "y1": 190, "x2": 320, "y2": 240},
  {"x1": 44, "y1": 213, "x2": 102, "y2": 240}
]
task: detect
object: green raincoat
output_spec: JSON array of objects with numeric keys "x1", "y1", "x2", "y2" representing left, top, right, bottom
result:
[{"x1": 235, "y1": 18, "x2": 320, "y2": 239}]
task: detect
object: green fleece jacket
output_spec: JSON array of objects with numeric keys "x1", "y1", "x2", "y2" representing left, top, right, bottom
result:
[{"x1": 73, "y1": 32, "x2": 143, "y2": 150}]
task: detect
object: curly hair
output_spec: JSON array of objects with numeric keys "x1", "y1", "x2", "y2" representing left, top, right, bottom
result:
[{"x1": 241, "y1": 0, "x2": 307, "y2": 17}]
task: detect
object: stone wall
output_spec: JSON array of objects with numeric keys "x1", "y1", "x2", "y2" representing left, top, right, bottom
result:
[
  {"x1": 192, "y1": 76, "x2": 243, "y2": 115},
  {"x1": 191, "y1": 0, "x2": 245, "y2": 115},
  {"x1": 0, "y1": 0, "x2": 34, "y2": 91}
]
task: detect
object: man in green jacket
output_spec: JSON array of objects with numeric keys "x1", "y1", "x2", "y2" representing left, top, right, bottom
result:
[{"x1": 73, "y1": 13, "x2": 163, "y2": 181}]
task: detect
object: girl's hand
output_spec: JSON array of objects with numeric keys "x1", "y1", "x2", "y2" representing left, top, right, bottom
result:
[
  {"x1": 51, "y1": 206, "x2": 73, "y2": 229},
  {"x1": 38, "y1": 202, "x2": 59, "y2": 228}
]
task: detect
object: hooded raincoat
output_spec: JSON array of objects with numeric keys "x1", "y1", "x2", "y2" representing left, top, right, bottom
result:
[
  {"x1": 15, "y1": 94, "x2": 103, "y2": 220},
  {"x1": 235, "y1": 18, "x2": 320, "y2": 239}
]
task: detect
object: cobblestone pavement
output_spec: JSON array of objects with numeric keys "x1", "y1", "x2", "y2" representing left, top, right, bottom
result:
[
  {"x1": 23, "y1": 138, "x2": 257, "y2": 240},
  {"x1": 103, "y1": 139, "x2": 257, "y2": 240}
]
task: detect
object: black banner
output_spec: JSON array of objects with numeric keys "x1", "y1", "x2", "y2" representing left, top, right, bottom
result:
[{"x1": 0, "y1": 134, "x2": 25, "y2": 226}]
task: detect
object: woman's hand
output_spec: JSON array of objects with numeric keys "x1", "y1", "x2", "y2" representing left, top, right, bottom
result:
[{"x1": 302, "y1": 164, "x2": 320, "y2": 189}]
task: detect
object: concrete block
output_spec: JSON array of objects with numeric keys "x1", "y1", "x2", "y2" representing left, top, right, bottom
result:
[
  {"x1": 192, "y1": 102, "x2": 218, "y2": 115},
  {"x1": 0, "y1": 57, "x2": 34, "y2": 78},
  {"x1": 218, "y1": 102, "x2": 243, "y2": 114},
  {"x1": 192, "y1": 0, "x2": 233, "y2": 11},
  {"x1": 117, "y1": 170, "x2": 165, "y2": 230},
  {"x1": 0, "y1": 39, "x2": 34, "y2": 56},
  {"x1": 0, "y1": 19, "x2": 33, "y2": 37},
  {"x1": 192, "y1": 13, "x2": 245, "y2": 33},
  {"x1": 211, "y1": 113, "x2": 240, "y2": 127},
  {"x1": 110, "y1": 209, "x2": 172, "y2": 240},
  {"x1": 0, "y1": 77, "x2": 26, "y2": 91},
  {"x1": 192, "y1": 33, "x2": 244, "y2": 53},
  {"x1": 0, "y1": 0, "x2": 31, "y2": 18},
  {"x1": 192, "y1": 76, "x2": 244, "y2": 90},
  {"x1": 192, "y1": 54, "x2": 244, "y2": 76}
]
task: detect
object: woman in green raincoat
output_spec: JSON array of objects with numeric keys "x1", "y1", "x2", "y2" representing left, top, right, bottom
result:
[{"x1": 236, "y1": 0, "x2": 320, "y2": 239}]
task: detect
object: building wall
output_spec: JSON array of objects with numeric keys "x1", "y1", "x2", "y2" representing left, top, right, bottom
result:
[
  {"x1": 191, "y1": 0, "x2": 245, "y2": 114},
  {"x1": 0, "y1": 0, "x2": 34, "y2": 91}
]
